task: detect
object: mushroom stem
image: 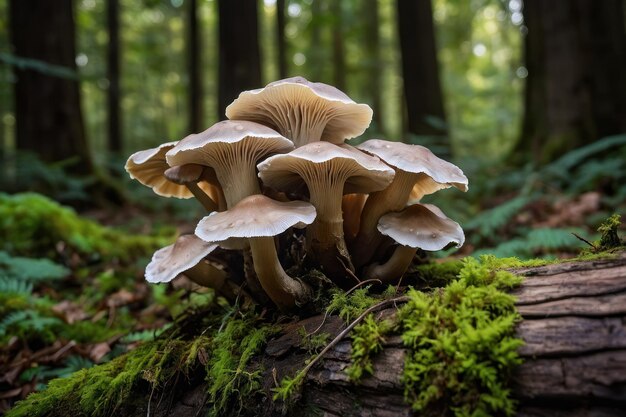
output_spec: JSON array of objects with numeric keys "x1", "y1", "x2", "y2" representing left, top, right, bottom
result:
[
  {"x1": 307, "y1": 179, "x2": 355, "y2": 275},
  {"x1": 184, "y1": 260, "x2": 236, "y2": 302},
  {"x1": 216, "y1": 163, "x2": 262, "y2": 208},
  {"x1": 362, "y1": 245, "x2": 417, "y2": 283},
  {"x1": 249, "y1": 237, "x2": 312, "y2": 310},
  {"x1": 353, "y1": 170, "x2": 417, "y2": 268},
  {"x1": 185, "y1": 182, "x2": 219, "y2": 212}
]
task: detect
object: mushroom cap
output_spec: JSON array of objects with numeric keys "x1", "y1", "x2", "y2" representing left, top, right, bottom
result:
[
  {"x1": 165, "y1": 120, "x2": 294, "y2": 168},
  {"x1": 377, "y1": 203, "x2": 465, "y2": 251},
  {"x1": 145, "y1": 234, "x2": 218, "y2": 283},
  {"x1": 357, "y1": 139, "x2": 468, "y2": 196},
  {"x1": 125, "y1": 142, "x2": 218, "y2": 199},
  {"x1": 225, "y1": 76, "x2": 373, "y2": 145},
  {"x1": 257, "y1": 142, "x2": 395, "y2": 196},
  {"x1": 195, "y1": 194, "x2": 316, "y2": 242}
]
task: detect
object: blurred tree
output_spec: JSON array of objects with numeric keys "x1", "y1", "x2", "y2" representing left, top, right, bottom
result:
[
  {"x1": 276, "y1": 0, "x2": 288, "y2": 79},
  {"x1": 107, "y1": 0, "x2": 121, "y2": 154},
  {"x1": 9, "y1": 0, "x2": 94, "y2": 175},
  {"x1": 396, "y1": 0, "x2": 449, "y2": 155},
  {"x1": 217, "y1": 0, "x2": 262, "y2": 119},
  {"x1": 519, "y1": 0, "x2": 626, "y2": 163},
  {"x1": 363, "y1": 0, "x2": 383, "y2": 131},
  {"x1": 187, "y1": 0, "x2": 203, "y2": 133},
  {"x1": 331, "y1": 0, "x2": 346, "y2": 91}
]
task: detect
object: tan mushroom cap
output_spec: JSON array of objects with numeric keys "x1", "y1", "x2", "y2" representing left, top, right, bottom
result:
[
  {"x1": 257, "y1": 142, "x2": 395, "y2": 196},
  {"x1": 195, "y1": 194, "x2": 316, "y2": 242},
  {"x1": 357, "y1": 139, "x2": 468, "y2": 196},
  {"x1": 377, "y1": 203, "x2": 465, "y2": 251},
  {"x1": 225, "y1": 76, "x2": 373, "y2": 147},
  {"x1": 166, "y1": 120, "x2": 293, "y2": 166},
  {"x1": 125, "y1": 142, "x2": 218, "y2": 199},
  {"x1": 145, "y1": 234, "x2": 218, "y2": 283}
]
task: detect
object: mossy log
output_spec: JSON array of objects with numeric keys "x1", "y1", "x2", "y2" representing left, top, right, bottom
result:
[
  {"x1": 151, "y1": 253, "x2": 626, "y2": 417},
  {"x1": 9, "y1": 254, "x2": 625, "y2": 417}
]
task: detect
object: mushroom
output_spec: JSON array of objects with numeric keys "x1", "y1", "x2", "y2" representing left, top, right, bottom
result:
[
  {"x1": 342, "y1": 193, "x2": 368, "y2": 243},
  {"x1": 195, "y1": 194, "x2": 316, "y2": 310},
  {"x1": 258, "y1": 142, "x2": 394, "y2": 279},
  {"x1": 225, "y1": 76, "x2": 373, "y2": 148},
  {"x1": 166, "y1": 120, "x2": 294, "y2": 208},
  {"x1": 145, "y1": 234, "x2": 236, "y2": 301},
  {"x1": 164, "y1": 164, "x2": 226, "y2": 211},
  {"x1": 125, "y1": 142, "x2": 220, "y2": 211},
  {"x1": 352, "y1": 139, "x2": 468, "y2": 267},
  {"x1": 363, "y1": 203, "x2": 465, "y2": 283}
]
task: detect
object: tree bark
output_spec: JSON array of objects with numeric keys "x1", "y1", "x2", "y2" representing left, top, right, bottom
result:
[
  {"x1": 363, "y1": 0, "x2": 383, "y2": 132},
  {"x1": 396, "y1": 0, "x2": 449, "y2": 155},
  {"x1": 107, "y1": 0, "x2": 122, "y2": 154},
  {"x1": 331, "y1": 0, "x2": 346, "y2": 92},
  {"x1": 518, "y1": 0, "x2": 626, "y2": 164},
  {"x1": 124, "y1": 253, "x2": 626, "y2": 417},
  {"x1": 187, "y1": 0, "x2": 203, "y2": 134},
  {"x1": 9, "y1": 0, "x2": 94, "y2": 175},
  {"x1": 276, "y1": 0, "x2": 287, "y2": 79},
  {"x1": 217, "y1": 0, "x2": 262, "y2": 119}
]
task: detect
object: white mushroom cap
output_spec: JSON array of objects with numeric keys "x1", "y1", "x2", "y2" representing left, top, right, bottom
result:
[
  {"x1": 257, "y1": 142, "x2": 395, "y2": 196},
  {"x1": 125, "y1": 142, "x2": 219, "y2": 199},
  {"x1": 377, "y1": 203, "x2": 465, "y2": 251},
  {"x1": 357, "y1": 139, "x2": 468, "y2": 197},
  {"x1": 195, "y1": 194, "x2": 316, "y2": 242},
  {"x1": 145, "y1": 234, "x2": 218, "y2": 283},
  {"x1": 225, "y1": 76, "x2": 373, "y2": 147},
  {"x1": 166, "y1": 120, "x2": 294, "y2": 208}
]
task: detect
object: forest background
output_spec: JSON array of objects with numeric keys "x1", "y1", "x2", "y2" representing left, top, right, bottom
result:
[{"x1": 0, "y1": 0, "x2": 625, "y2": 413}]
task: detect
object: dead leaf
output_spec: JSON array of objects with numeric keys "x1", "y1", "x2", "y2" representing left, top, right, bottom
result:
[
  {"x1": 52, "y1": 300, "x2": 89, "y2": 324},
  {"x1": 88, "y1": 342, "x2": 111, "y2": 363}
]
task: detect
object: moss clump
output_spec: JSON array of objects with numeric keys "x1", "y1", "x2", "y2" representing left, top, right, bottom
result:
[
  {"x1": 0, "y1": 192, "x2": 169, "y2": 261},
  {"x1": 325, "y1": 287, "x2": 378, "y2": 322},
  {"x1": 346, "y1": 314, "x2": 393, "y2": 382},
  {"x1": 7, "y1": 306, "x2": 274, "y2": 417},
  {"x1": 597, "y1": 214, "x2": 623, "y2": 250},
  {"x1": 398, "y1": 256, "x2": 523, "y2": 417},
  {"x1": 6, "y1": 336, "x2": 204, "y2": 417}
]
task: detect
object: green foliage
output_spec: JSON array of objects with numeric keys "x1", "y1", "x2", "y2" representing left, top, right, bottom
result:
[
  {"x1": 398, "y1": 256, "x2": 523, "y2": 416},
  {"x1": 325, "y1": 287, "x2": 378, "y2": 323},
  {"x1": 0, "y1": 192, "x2": 168, "y2": 260},
  {"x1": 346, "y1": 314, "x2": 393, "y2": 382},
  {"x1": 272, "y1": 370, "x2": 306, "y2": 404},
  {"x1": 0, "y1": 251, "x2": 69, "y2": 282},
  {"x1": 466, "y1": 195, "x2": 536, "y2": 237},
  {"x1": 597, "y1": 214, "x2": 622, "y2": 250},
  {"x1": 298, "y1": 327, "x2": 330, "y2": 354}
]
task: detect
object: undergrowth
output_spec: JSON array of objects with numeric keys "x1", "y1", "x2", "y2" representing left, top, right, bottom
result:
[{"x1": 6, "y1": 307, "x2": 274, "y2": 417}]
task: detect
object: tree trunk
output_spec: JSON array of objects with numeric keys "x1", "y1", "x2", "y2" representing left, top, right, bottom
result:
[
  {"x1": 187, "y1": 0, "x2": 203, "y2": 134},
  {"x1": 217, "y1": 0, "x2": 262, "y2": 119},
  {"x1": 518, "y1": 0, "x2": 626, "y2": 164},
  {"x1": 276, "y1": 0, "x2": 287, "y2": 79},
  {"x1": 396, "y1": 0, "x2": 449, "y2": 156},
  {"x1": 363, "y1": 0, "x2": 383, "y2": 132},
  {"x1": 9, "y1": 0, "x2": 93, "y2": 175},
  {"x1": 331, "y1": 0, "x2": 346, "y2": 92},
  {"x1": 107, "y1": 0, "x2": 122, "y2": 155}
]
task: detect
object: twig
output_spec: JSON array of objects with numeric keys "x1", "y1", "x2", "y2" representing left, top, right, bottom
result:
[
  {"x1": 336, "y1": 256, "x2": 360, "y2": 284},
  {"x1": 295, "y1": 296, "x2": 409, "y2": 384},
  {"x1": 572, "y1": 232, "x2": 597, "y2": 250}
]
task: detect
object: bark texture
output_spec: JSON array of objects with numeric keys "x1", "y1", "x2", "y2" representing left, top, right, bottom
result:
[
  {"x1": 217, "y1": 0, "x2": 262, "y2": 119},
  {"x1": 396, "y1": 0, "x2": 449, "y2": 154},
  {"x1": 519, "y1": 0, "x2": 626, "y2": 163},
  {"x1": 9, "y1": 0, "x2": 93, "y2": 175}
]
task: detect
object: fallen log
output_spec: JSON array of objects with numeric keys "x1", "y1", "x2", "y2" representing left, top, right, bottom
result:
[
  {"x1": 9, "y1": 253, "x2": 626, "y2": 417},
  {"x1": 258, "y1": 253, "x2": 626, "y2": 416}
]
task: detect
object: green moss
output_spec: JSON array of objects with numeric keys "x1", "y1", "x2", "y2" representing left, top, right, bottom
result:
[
  {"x1": 298, "y1": 327, "x2": 331, "y2": 354},
  {"x1": 0, "y1": 192, "x2": 169, "y2": 261},
  {"x1": 346, "y1": 314, "x2": 393, "y2": 382},
  {"x1": 597, "y1": 214, "x2": 623, "y2": 250},
  {"x1": 397, "y1": 256, "x2": 523, "y2": 417},
  {"x1": 325, "y1": 287, "x2": 378, "y2": 322}
]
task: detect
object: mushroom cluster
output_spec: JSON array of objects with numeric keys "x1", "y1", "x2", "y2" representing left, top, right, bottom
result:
[{"x1": 126, "y1": 76, "x2": 468, "y2": 311}]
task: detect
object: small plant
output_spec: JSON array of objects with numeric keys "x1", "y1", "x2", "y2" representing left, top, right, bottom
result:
[{"x1": 597, "y1": 214, "x2": 623, "y2": 250}]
